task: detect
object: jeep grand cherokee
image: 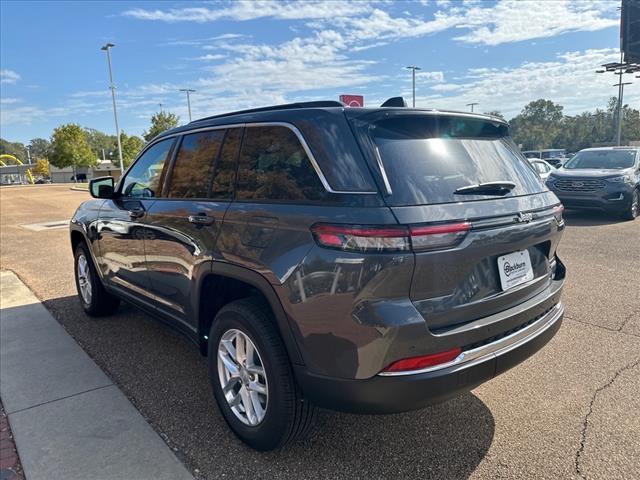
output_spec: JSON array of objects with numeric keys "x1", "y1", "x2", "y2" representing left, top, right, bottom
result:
[{"x1": 70, "y1": 99, "x2": 566, "y2": 450}]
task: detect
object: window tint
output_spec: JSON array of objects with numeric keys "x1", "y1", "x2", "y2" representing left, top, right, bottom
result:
[
  {"x1": 367, "y1": 115, "x2": 545, "y2": 206},
  {"x1": 236, "y1": 126, "x2": 326, "y2": 202},
  {"x1": 121, "y1": 139, "x2": 173, "y2": 198},
  {"x1": 210, "y1": 128, "x2": 242, "y2": 199},
  {"x1": 167, "y1": 130, "x2": 224, "y2": 198},
  {"x1": 541, "y1": 150, "x2": 564, "y2": 159},
  {"x1": 563, "y1": 150, "x2": 636, "y2": 170},
  {"x1": 532, "y1": 161, "x2": 549, "y2": 174}
]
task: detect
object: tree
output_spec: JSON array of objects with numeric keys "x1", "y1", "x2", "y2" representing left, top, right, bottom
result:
[
  {"x1": 32, "y1": 158, "x2": 50, "y2": 177},
  {"x1": 28, "y1": 138, "x2": 50, "y2": 160},
  {"x1": 510, "y1": 99, "x2": 564, "y2": 150},
  {"x1": 621, "y1": 103, "x2": 640, "y2": 146},
  {"x1": 0, "y1": 138, "x2": 28, "y2": 162},
  {"x1": 144, "y1": 111, "x2": 179, "y2": 142},
  {"x1": 84, "y1": 128, "x2": 116, "y2": 159},
  {"x1": 119, "y1": 132, "x2": 145, "y2": 167},
  {"x1": 49, "y1": 124, "x2": 96, "y2": 179},
  {"x1": 484, "y1": 110, "x2": 505, "y2": 120}
]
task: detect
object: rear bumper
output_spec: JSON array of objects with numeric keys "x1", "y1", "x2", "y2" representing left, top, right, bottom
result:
[{"x1": 295, "y1": 302, "x2": 563, "y2": 414}]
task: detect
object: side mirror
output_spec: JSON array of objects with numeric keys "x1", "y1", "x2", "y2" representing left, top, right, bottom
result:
[{"x1": 89, "y1": 176, "x2": 115, "y2": 199}]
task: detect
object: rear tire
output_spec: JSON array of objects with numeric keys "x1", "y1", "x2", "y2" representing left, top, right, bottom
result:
[
  {"x1": 208, "y1": 297, "x2": 316, "y2": 451},
  {"x1": 621, "y1": 189, "x2": 639, "y2": 221},
  {"x1": 74, "y1": 243, "x2": 120, "y2": 316}
]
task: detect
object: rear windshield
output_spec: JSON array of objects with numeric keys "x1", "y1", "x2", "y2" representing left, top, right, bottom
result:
[
  {"x1": 563, "y1": 150, "x2": 636, "y2": 170},
  {"x1": 366, "y1": 115, "x2": 546, "y2": 206},
  {"x1": 541, "y1": 150, "x2": 564, "y2": 159}
]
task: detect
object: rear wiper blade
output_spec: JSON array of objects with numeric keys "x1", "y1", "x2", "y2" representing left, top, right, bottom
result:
[{"x1": 454, "y1": 181, "x2": 516, "y2": 195}]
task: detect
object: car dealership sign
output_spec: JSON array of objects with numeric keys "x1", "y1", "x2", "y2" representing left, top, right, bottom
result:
[{"x1": 339, "y1": 95, "x2": 364, "y2": 107}]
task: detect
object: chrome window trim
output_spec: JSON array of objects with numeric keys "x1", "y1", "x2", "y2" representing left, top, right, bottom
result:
[
  {"x1": 373, "y1": 145, "x2": 393, "y2": 195},
  {"x1": 136, "y1": 122, "x2": 378, "y2": 195},
  {"x1": 378, "y1": 302, "x2": 564, "y2": 377},
  {"x1": 116, "y1": 136, "x2": 178, "y2": 195}
]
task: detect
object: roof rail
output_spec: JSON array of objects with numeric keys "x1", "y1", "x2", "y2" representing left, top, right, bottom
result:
[{"x1": 191, "y1": 100, "x2": 344, "y2": 123}]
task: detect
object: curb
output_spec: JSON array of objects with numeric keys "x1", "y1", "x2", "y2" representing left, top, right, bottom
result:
[{"x1": 0, "y1": 271, "x2": 194, "y2": 480}]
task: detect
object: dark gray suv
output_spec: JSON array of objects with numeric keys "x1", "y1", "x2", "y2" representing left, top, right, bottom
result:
[
  {"x1": 546, "y1": 147, "x2": 640, "y2": 220},
  {"x1": 70, "y1": 100, "x2": 566, "y2": 450}
]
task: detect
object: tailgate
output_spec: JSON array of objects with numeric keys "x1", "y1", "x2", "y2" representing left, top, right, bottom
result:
[{"x1": 392, "y1": 193, "x2": 564, "y2": 330}]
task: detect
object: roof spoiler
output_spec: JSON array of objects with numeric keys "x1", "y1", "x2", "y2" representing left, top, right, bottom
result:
[{"x1": 380, "y1": 96, "x2": 408, "y2": 107}]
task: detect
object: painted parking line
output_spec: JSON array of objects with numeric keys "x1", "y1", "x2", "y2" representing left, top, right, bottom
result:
[{"x1": 19, "y1": 220, "x2": 69, "y2": 232}]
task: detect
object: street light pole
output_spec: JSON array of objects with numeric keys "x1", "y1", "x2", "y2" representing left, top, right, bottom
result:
[
  {"x1": 595, "y1": 49, "x2": 637, "y2": 146},
  {"x1": 613, "y1": 81, "x2": 632, "y2": 146},
  {"x1": 101, "y1": 43, "x2": 124, "y2": 175},
  {"x1": 466, "y1": 102, "x2": 479, "y2": 112},
  {"x1": 405, "y1": 65, "x2": 421, "y2": 107},
  {"x1": 179, "y1": 89, "x2": 196, "y2": 122}
]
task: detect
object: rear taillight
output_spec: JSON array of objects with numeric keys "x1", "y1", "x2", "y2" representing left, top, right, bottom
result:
[
  {"x1": 311, "y1": 222, "x2": 470, "y2": 253},
  {"x1": 382, "y1": 347, "x2": 462, "y2": 373},
  {"x1": 553, "y1": 204, "x2": 564, "y2": 225},
  {"x1": 410, "y1": 222, "x2": 470, "y2": 251},
  {"x1": 311, "y1": 224, "x2": 410, "y2": 253}
]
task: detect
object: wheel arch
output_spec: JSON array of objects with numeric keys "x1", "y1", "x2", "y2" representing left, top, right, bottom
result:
[
  {"x1": 196, "y1": 263, "x2": 304, "y2": 365},
  {"x1": 70, "y1": 225, "x2": 104, "y2": 280}
]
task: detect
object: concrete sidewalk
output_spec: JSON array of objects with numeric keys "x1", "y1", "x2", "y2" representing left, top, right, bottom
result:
[{"x1": 0, "y1": 271, "x2": 193, "y2": 480}]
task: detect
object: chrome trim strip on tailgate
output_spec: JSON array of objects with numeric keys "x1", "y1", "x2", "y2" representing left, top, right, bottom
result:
[{"x1": 378, "y1": 302, "x2": 563, "y2": 376}]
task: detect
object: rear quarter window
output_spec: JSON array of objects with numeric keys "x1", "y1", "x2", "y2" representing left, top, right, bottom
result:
[
  {"x1": 235, "y1": 125, "x2": 328, "y2": 202},
  {"x1": 365, "y1": 115, "x2": 546, "y2": 206}
]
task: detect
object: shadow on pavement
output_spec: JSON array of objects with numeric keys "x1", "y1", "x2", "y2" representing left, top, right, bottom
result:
[
  {"x1": 563, "y1": 209, "x2": 625, "y2": 227},
  {"x1": 43, "y1": 294, "x2": 494, "y2": 479}
]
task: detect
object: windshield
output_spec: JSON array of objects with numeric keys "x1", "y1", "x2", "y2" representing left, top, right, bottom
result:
[
  {"x1": 364, "y1": 115, "x2": 546, "y2": 206},
  {"x1": 541, "y1": 150, "x2": 564, "y2": 159},
  {"x1": 563, "y1": 150, "x2": 636, "y2": 170}
]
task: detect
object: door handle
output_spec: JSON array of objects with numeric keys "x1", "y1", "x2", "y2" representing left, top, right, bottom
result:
[
  {"x1": 188, "y1": 215, "x2": 215, "y2": 226},
  {"x1": 128, "y1": 207, "x2": 145, "y2": 219}
]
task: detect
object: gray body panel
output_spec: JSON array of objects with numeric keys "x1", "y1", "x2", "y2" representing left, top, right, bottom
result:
[{"x1": 70, "y1": 104, "x2": 566, "y2": 413}]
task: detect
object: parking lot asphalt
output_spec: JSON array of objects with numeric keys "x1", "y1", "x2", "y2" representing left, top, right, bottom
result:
[{"x1": 1, "y1": 184, "x2": 638, "y2": 480}]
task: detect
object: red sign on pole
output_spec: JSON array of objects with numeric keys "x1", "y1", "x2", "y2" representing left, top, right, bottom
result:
[{"x1": 339, "y1": 95, "x2": 364, "y2": 107}]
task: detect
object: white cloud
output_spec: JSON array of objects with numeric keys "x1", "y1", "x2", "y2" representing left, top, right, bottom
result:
[
  {"x1": 1, "y1": 105, "x2": 45, "y2": 125},
  {"x1": 159, "y1": 33, "x2": 247, "y2": 47},
  {"x1": 415, "y1": 48, "x2": 640, "y2": 117},
  {"x1": 322, "y1": 1, "x2": 618, "y2": 47},
  {"x1": 4, "y1": 1, "x2": 625, "y2": 134},
  {"x1": 431, "y1": 83, "x2": 462, "y2": 92},
  {"x1": 416, "y1": 71, "x2": 445, "y2": 83},
  {"x1": 123, "y1": 1, "x2": 372, "y2": 23},
  {"x1": 453, "y1": 0, "x2": 619, "y2": 46},
  {"x1": 0, "y1": 97, "x2": 22, "y2": 105},
  {"x1": 1, "y1": 69, "x2": 21, "y2": 84},
  {"x1": 190, "y1": 54, "x2": 226, "y2": 61}
]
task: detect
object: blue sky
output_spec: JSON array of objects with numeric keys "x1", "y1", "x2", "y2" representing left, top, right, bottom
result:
[{"x1": 1, "y1": 0, "x2": 638, "y2": 144}]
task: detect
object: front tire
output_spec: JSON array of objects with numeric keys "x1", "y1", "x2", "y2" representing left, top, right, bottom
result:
[
  {"x1": 621, "y1": 189, "x2": 639, "y2": 221},
  {"x1": 207, "y1": 298, "x2": 316, "y2": 451},
  {"x1": 74, "y1": 243, "x2": 120, "y2": 316}
]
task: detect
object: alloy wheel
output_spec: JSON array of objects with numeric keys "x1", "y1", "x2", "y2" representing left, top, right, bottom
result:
[
  {"x1": 632, "y1": 191, "x2": 639, "y2": 218},
  {"x1": 77, "y1": 254, "x2": 92, "y2": 304},
  {"x1": 217, "y1": 329, "x2": 269, "y2": 426}
]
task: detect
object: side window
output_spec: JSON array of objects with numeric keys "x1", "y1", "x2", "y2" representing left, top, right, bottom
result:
[
  {"x1": 121, "y1": 139, "x2": 173, "y2": 198},
  {"x1": 235, "y1": 126, "x2": 326, "y2": 202},
  {"x1": 167, "y1": 130, "x2": 224, "y2": 198},
  {"x1": 210, "y1": 128, "x2": 242, "y2": 199}
]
